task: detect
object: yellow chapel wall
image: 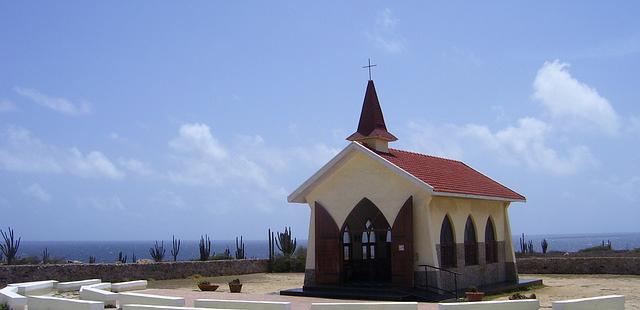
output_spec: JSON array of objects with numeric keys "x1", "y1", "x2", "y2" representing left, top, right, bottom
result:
[
  {"x1": 427, "y1": 196, "x2": 515, "y2": 263},
  {"x1": 301, "y1": 150, "x2": 518, "y2": 271},
  {"x1": 303, "y1": 151, "x2": 433, "y2": 270}
]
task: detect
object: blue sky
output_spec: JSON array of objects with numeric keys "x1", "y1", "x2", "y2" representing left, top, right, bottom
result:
[{"x1": 1, "y1": 1, "x2": 639, "y2": 241}]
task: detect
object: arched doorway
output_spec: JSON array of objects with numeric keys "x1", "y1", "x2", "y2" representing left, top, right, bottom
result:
[{"x1": 341, "y1": 198, "x2": 392, "y2": 284}]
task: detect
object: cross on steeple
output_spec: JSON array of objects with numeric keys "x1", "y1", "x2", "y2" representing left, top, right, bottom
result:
[{"x1": 362, "y1": 58, "x2": 377, "y2": 81}]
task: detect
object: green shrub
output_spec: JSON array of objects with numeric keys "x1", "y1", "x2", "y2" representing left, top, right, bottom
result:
[{"x1": 272, "y1": 246, "x2": 306, "y2": 272}]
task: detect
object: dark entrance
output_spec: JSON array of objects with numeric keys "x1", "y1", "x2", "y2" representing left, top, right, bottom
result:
[{"x1": 341, "y1": 198, "x2": 392, "y2": 284}]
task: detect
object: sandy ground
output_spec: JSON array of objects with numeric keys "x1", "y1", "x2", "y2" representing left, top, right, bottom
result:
[{"x1": 144, "y1": 273, "x2": 640, "y2": 310}]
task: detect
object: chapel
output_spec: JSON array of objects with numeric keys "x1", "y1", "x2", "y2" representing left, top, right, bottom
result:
[{"x1": 287, "y1": 78, "x2": 526, "y2": 296}]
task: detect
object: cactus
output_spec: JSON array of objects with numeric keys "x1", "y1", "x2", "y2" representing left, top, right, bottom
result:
[
  {"x1": 541, "y1": 239, "x2": 549, "y2": 254},
  {"x1": 224, "y1": 247, "x2": 231, "y2": 259},
  {"x1": 0, "y1": 227, "x2": 21, "y2": 265},
  {"x1": 118, "y1": 251, "x2": 127, "y2": 263},
  {"x1": 235, "y1": 236, "x2": 246, "y2": 259},
  {"x1": 527, "y1": 240, "x2": 534, "y2": 253},
  {"x1": 276, "y1": 227, "x2": 297, "y2": 257},
  {"x1": 199, "y1": 235, "x2": 211, "y2": 261},
  {"x1": 42, "y1": 248, "x2": 50, "y2": 264},
  {"x1": 131, "y1": 252, "x2": 137, "y2": 263},
  {"x1": 171, "y1": 235, "x2": 181, "y2": 262},
  {"x1": 88, "y1": 256, "x2": 96, "y2": 264},
  {"x1": 149, "y1": 241, "x2": 166, "y2": 262}
]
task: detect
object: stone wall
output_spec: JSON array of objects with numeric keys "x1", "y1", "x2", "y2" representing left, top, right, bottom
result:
[
  {"x1": 0, "y1": 259, "x2": 268, "y2": 285},
  {"x1": 517, "y1": 257, "x2": 640, "y2": 275}
]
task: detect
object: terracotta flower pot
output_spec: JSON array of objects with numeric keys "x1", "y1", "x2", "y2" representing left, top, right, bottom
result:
[
  {"x1": 229, "y1": 283, "x2": 243, "y2": 293},
  {"x1": 198, "y1": 283, "x2": 219, "y2": 291},
  {"x1": 465, "y1": 292, "x2": 485, "y2": 302}
]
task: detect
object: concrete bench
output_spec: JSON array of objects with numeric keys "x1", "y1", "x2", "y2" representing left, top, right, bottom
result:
[
  {"x1": 122, "y1": 305, "x2": 222, "y2": 310},
  {"x1": 195, "y1": 299, "x2": 291, "y2": 310},
  {"x1": 27, "y1": 295, "x2": 103, "y2": 310},
  {"x1": 552, "y1": 295, "x2": 625, "y2": 310},
  {"x1": 79, "y1": 286, "x2": 119, "y2": 307},
  {"x1": 8, "y1": 280, "x2": 58, "y2": 295},
  {"x1": 119, "y1": 292, "x2": 186, "y2": 307},
  {"x1": 56, "y1": 279, "x2": 102, "y2": 292},
  {"x1": 112, "y1": 280, "x2": 148, "y2": 292},
  {"x1": 437, "y1": 300, "x2": 540, "y2": 310},
  {"x1": 312, "y1": 302, "x2": 418, "y2": 310},
  {"x1": 0, "y1": 286, "x2": 27, "y2": 310}
]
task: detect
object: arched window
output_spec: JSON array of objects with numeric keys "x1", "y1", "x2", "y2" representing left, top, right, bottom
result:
[
  {"x1": 440, "y1": 215, "x2": 456, "y2": 268},
  {"x1": 361, "y1": 220, "x2": 376, "y2": 259},
  {"x1": 464, "y1": 216, "x2": 478, "y2": 265},
  {"x1": 485, "y1": 218, "x2": 498, "y2": 263},
  {"x1": 343, "y1": 226, "x2": 351, "y2": 261}
]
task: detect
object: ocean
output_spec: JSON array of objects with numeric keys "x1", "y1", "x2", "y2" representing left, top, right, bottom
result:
[{"x1": 14, "y1": 232, "x2": 640, "y2": 263}]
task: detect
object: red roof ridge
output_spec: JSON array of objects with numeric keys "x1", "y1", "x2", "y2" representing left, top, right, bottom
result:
[
  {"x1": 387, "y1": 147, "x2": 463, "y2": 164},
  {"x1": 377, "y1": 146, "x2": 525, "y2": 202}
]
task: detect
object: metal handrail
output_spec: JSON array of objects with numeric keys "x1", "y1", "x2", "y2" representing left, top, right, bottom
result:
[{"x1": 418, "y1": 264, "x2": 460, "y2": 299}]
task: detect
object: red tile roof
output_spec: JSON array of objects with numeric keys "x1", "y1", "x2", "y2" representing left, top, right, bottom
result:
[{"x1": 376, "y1": 148, "x2": 525, "y2": 201}]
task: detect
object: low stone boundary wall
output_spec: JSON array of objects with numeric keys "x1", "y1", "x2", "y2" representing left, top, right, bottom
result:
[
  {"x1": 517, "y1": 257, "x2": 640, "y2": 275},
  {"x1": 0, "y1": 259, "x2": 268, "y2": 285}
]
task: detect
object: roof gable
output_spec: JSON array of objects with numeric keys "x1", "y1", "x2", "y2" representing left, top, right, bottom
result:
[{"x1": 288, "y1": 142, "x2": 525, "y2": 203}]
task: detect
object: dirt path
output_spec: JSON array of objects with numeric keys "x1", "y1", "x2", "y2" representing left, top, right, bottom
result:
[{"x1": 148, "y1": 273, "x2": 640, "y2": 309}]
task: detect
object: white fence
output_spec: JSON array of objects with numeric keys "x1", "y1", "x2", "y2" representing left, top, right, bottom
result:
[
  {"x1": 112, "y1": 280, "x2": 148, "y2": 292},
  {"x1": 56, "y1": 279, "x2": 101, "y2": 292},
  {"x1": 119, "y1": 292, "x2": 185, "y2": 307},
  {"x1": 437, "y1": 300, "x2": 540, "y2": 310},
  {"x1": 194, "y1": 299, "x2": 291, "y2": 310},
  {"x1": 79, "y1": 286, "x2": 119, "y2": 307},
  {"x1": 551, "y1": 295, "x2": 625, "y2": 310},
  {"x1": 0, "y1": 286, "x2": 27, "y2": 310},
  {"x1": 27, "y1": 295, "x2": 103, "y2": 310},
  {"x1": 122, "y1": 305, "x2": 214, "y2": 310},
  {"x1": 312, "y1": 302, "x2": 419, "y2": 310}
]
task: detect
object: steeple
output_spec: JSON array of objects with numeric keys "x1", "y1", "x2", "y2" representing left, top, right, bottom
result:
[{"x1": 347, "y1": 80, "x2": 397, "y2": 153}]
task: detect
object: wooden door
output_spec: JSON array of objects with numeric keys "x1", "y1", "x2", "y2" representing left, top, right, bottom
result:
[
  {"x1": 315, "y1": 202, "x2": 341, "y2": 285},
  {"x1": 391, "y1": 196, "x2": 414, "y2": 287}
]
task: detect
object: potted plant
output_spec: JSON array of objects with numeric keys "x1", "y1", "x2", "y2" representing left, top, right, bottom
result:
[
  {"x1": 465, "y1": 286, "x2": 485, "y2": 302},
  {"x1": 228, "y1": 279, "x2": 242, "y2": 293},
  {"x1": 197, "y1": 281, "x2": 219, "y2": 292}
]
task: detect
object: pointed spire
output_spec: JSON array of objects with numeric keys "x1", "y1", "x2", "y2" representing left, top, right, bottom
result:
[{"x1": 347, "y1": 80, "x2": 398, "y2": 143}]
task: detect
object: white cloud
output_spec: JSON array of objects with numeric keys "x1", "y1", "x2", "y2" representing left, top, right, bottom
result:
[
  {"x1": 166, "y1": 123, "x2": 337, "y2": 210},
  {"x1": 67, "y1": 148, "x2": 124, "y2": 179},
  {"x1": 406, "y1": 60, "x2": 620, "y2": 176},
  {"x1": 118, "y1": 158, "x2": 154, "y2": 177},
  {"x1": 367, "y1": 8, "x2": 406, "y2": 54},
  {"x1": 169, "y1": 123, "x2": 227, "y2": 160},
  {"x1": 533, "y1": 60, "x2": 619, "y2": 134},
  {"x1": 23, "y1": 183, "x2": 52, "y2": 203},
  {"x1": 14, "y1": 87, "x2": 91, "y2": 116},
  {"x1": 407, "y1": 119, "x2": 595, "y2": 175},
  {"x1": 0, "y1": 126, "x2": 123, "y2": 180},
  {"x1": 0, "y1": 99, "x2": 16, "y2": 112},
  {"x1": 0, "y1": 126, "x2": 63, "y2": 173},
  {"x1": 461, "y1": 118, "x2": 596, "y2": 175}
]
